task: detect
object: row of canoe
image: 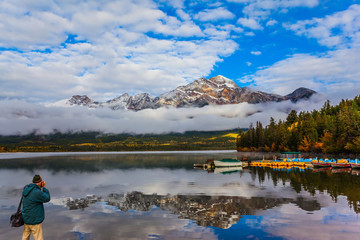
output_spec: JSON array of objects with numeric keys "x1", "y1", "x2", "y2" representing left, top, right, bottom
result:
[
  {"x1": 312, "y1": 159, "x2": 360, "y2": 169},
  {"x1": 250, "y1": 160, "x2": 307, "y2": 168},
  {"x1": 250, "y1": 158, "x2": 360, "y2": 169},
  {"x1": 194, "y1": 158, "x2": 360, "y2": 169}
]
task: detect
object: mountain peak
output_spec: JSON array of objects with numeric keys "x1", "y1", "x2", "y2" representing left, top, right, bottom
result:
[
  {"x1": 63, "y1": 76, "x2": 317, "y2": 110},
  {"x1": 285, "y1": 87, "x2": 317, "y2": 102},
  {"x1": 69, "y1": 95, "x2": 93, "y2": 106},
  {"x1": 209, "y1": 75, "x2": 238, "y2": 88}
]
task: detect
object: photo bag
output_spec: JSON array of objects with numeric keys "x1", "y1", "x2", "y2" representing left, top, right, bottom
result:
[{"x1": 10, "y1": 188, "x2": 25, "y2": 227}]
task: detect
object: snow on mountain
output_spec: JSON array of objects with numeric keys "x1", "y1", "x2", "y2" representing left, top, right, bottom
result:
[
  {"x1": 61, "y1": 75, "x2": 317, "y2": 111},
  {"x1": 106, "y1": 93, "x2": 131, "y2": 110},
  {"x1": 128, "y1": 93, "x2": 155, "y2": 110},
  {"x1": 46, "y1": 99, "x2": 71, "y2": 107}
]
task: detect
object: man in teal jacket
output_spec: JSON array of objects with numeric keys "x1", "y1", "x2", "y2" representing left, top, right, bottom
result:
[{"x1": 22, "y1": 174, "x2": 50, "y2": 240}]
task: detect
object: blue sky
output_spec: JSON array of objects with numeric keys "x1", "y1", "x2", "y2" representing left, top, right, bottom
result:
[{"x1": 0, "y1": 0, "x2": 359, "y2": 104}]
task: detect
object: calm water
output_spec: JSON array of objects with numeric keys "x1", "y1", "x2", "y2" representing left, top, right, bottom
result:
[{"x1": 1, "y1": 151, "x2": 360, "y2": 240}]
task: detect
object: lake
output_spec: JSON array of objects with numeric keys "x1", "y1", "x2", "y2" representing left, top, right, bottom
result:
[{"x1": 1, "y1": 151, "x2": 360, "y2": 240}]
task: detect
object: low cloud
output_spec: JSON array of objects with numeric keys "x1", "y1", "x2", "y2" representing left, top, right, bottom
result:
[{"x1": 0, "y1": 96, "x2": 324, "y2": 136}]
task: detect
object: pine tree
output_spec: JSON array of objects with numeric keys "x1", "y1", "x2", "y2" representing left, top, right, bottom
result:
[{"x1": 236, "y1": 96, "x2": 360, "y2": 154}]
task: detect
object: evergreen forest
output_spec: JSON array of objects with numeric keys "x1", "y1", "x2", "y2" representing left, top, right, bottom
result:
[{"x1": 236, "y1": 96, "x2": 360, "y2": 154}]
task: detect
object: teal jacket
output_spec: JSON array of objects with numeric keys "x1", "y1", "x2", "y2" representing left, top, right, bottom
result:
[{"x1": 22, "y1": 183, "x2": 50, "y2": 225}]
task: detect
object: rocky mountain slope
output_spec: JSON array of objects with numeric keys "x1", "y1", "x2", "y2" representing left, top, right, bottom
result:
[{"x1": 63, "y1": 75, "x2": 316, "y2": 111}]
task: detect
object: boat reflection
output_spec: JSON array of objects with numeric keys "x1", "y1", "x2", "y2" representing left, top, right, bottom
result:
[
  {"x1": 200, "y1": 166, "x2": 243, "y2": 174},
  {"x1": 312, "y1": 167, "x2": 332, "y2": 172},
  {"x1": 212, "y1": 166, "x2": 243, "y2": 174},
  {"x1": 351, "y1": 169, "x2": 360, "y2": 175},
  {"x1": 58, "y1": 191, "x2": 321, "y2": 229},
  {"x1": 331, "y1": 168, "x2": 352, "y2": 174}
]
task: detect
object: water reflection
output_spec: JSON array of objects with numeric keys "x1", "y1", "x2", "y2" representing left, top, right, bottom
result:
[
  {"x1": 1, "y1": 153, "x2": 360, "y2": 239},
  {"x1": 60, "y1": 191, "x2": 321, "y2": 229},
  {"x1": 248, "y1": 166, "x2": 360, "y2": 214}
]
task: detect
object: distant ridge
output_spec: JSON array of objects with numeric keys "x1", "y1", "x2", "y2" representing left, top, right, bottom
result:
[{"x1": 58, "y1": 75, "x2": 316, "y2": 110}]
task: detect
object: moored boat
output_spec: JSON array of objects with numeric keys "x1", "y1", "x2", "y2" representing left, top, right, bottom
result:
[
  {"x1": 213, "y1": 159, "x2": 242, "y2": 167},
  {"x1": 350, "y1": 163, "x2": 360, "y2": 169},
  {"x1": 349, "y1": 159, "x2": 360, "y2": 169},
  {"x1": 193, "y1": 159, "x2": 216, "y2": 169},
  {"x1": 312, "y1": 162, "x2": 331, "y2": 168},
  {"x1": 329, "y1": 159, "x2": 350, "y2": 168},
  {"x1": 331, "y1": 162, "x2": 351, "y2": 168}
]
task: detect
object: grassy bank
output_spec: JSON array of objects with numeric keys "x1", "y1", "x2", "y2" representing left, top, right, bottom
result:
[{"x1": 0, "y1": 129, "x2": 240, "y2": 152}]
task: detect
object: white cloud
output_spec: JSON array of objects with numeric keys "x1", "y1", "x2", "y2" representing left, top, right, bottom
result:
[
  {"x1": 231, "y1": 0, "x2": 319, "y2": 31},
  {"x1": 251, "y1": 51, "x2": 262, "y2": 55},
  {"x1": 0, "y1": 10, "x2": 70, "y2": 50},
  {"x1": 0, "y1": 35, "x2": 237, "y2": 102},
  {"x1": 237, "y1": 18, "x2": 263, "y2": 30},
  {"x1": 244, "y1": 31, "x2": 255, "y2": 36},
  {"x1": 285, "y1": 4, "x2": 360, "y2": 47},
  {"x1": 194, "y1": 7, "x2": 235, "y2": 22},
  {"x1": 229, "y1": 0, "x2": 319, "y2": 18},
  {"x1": 234, "y1": 4, "x2": 360, "y2": 108},
  {"x1": 176, "y1": 9, "x2": 192, "y2": 21},
  {"x1": 266, "y1": 19, "x2": 278, "y2": 26},
  {"x1": 0, "y1": 0, "x2": 203, "y2": 47},
  {"x1": 159, "y1": 0, "x2": 186, "y2": 9},
  {"x1": 0, "y1": 0, "x2": 239, "y2": 102},
  {"x1": 240, "y1": 47, "x2": 360, "y2": 103}
]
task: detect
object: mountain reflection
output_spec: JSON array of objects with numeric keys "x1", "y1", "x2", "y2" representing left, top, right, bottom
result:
[{"x1": 61, "y1": 191, "x2": 320, "y2": 229}]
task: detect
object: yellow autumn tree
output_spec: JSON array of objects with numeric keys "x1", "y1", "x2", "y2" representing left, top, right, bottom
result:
[{"x1": 298, "y1": 136, "x2": 313, "y2": 152}]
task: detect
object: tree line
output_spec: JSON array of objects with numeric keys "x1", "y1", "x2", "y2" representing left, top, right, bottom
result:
[
  {"x1": 0, "y1": 130, "x2": 238, "y2": 152},
  {"x1": 236, "y1": 96, "x2": 360, "y2": 154}
]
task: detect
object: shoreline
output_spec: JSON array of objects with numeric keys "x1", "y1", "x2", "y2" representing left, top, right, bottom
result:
[{"x1": 0, "y1": 149, "x2": 237, "y2": 160}]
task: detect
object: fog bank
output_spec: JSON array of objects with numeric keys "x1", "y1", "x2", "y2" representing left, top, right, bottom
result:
[{"x1": 0, "y1": 96, "x2": 324, "y2": 135}]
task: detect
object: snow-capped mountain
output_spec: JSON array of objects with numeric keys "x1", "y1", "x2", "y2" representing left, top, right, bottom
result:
[{"x1": 61, "y1": 75, "x2": 316, "y2": 111}]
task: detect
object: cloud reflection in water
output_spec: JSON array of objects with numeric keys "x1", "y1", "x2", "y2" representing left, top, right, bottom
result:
[{"x1": 1, "y1": 153, "x2": 360, "y2": 239}]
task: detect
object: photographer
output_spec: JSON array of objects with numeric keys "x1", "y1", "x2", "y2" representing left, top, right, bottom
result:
[{"x1": 22, "y1": 175, "x2": 50, "y2": 240}]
